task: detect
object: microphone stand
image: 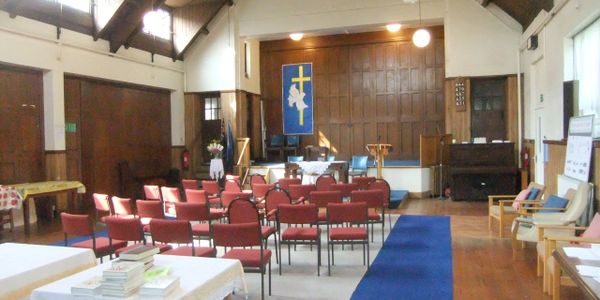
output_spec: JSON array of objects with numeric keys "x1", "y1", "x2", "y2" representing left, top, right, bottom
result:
[{"x1": 438, "y1": 137, "x2": 445, "y2": 200}]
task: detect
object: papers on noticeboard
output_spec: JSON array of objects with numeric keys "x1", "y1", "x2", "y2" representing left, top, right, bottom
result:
[{"x1": 564, "y1": 115, "x2": 594, "y2": 182}]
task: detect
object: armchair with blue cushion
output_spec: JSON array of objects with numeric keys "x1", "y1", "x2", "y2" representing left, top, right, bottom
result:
[
  {"x1": 283, "y1": 135, "x2": 300, "y2": 159},
  {"x1": 348, "y1": 155, "x2": 369, "y2": 179},
  {"x1": 266, "y1": 134, "x2": 284, "y2": 161}
]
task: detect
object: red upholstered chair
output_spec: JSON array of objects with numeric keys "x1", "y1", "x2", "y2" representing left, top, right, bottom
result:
[
  {"x1": 228, "y1": 198, "x2": 279, "y2": 264},
  {"x1": 105, "y1": 216, "x2": 171, "y2": 256},
  {"x1": 213, "y1": 222, "x2": 272, "y2": 300},
  {"x1": 111, "y1": 196, "x2": 134, "y2": 218},
  {"x1": 181, "y1": 179, "x2": 198, "y2": 190},
  {"x1": 185, "y1": 189, "x2": 224, "y2": 221},
  {"x1": 224, "y1": 179, "x2": 242, "y2": 192},
  {"x1": 136, "y1": 200, "x2": 164, "y2": 233},
  {"x1": 150, "y1": 219, "x2": 215, "y2": 257},
  {"x1": 175, "y1": 202, "x2": 213, "y2": 247},
  {"x1": 277, "y1": 203, "x2": 321, "y2": 275},
  {"x1": 61, "y1": 212, "x2": 127, "y2": 262},
  {"x1": 143, "y1": 185, "x2": 162, "y2": 201},
  {"x1": 249, "y1": 174, "x2": 267, "y2": 187},
  {"x1": 264, "y1": 188, "x2": 292, "y2": 225},
  {"x1": 252, "y1": 183, "x2": 276, "y2": 205},
  {"x1": 315, "y1": 174, "x2": 337, "y2": 191},
  {"x1": 326, "y1": 202, "x2": 369, "y2": 276},
  {"x1": 221, "y1": 191, "x2": 251, "y2": 214},
  {"x1": 368, "y1": 179, "x2": 392, "y2": 226},
  {"x1": 93, "y1": 193, "x2": 112, "y2": 224},
  {"x1": 288, "y1": 184, "x2": 316, "y2": 203},
  {"x1": 309, "y1": 190, "x2": 343, "y2": 223},
  {"x1": 277, "y1": 178, "x2": 301, "y2": 192},
  {"x1": 201, "y1": 180, "x2": 222, "y2": 207},
  {"x1": 352, "y1": 176, "x2": 376, "y2": 190},
  {"x1": 351, "y1": 189, "x2": 385, "y2": 242},
  {"x1": 160, "y1": 186, "x2": 182, "y2": 216},
  {"x1": 331, "y1": 183, "x2": 359, "y2": 200}
]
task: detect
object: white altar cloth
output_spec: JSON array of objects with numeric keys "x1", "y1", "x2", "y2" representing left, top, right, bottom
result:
[
  {"x1": 31, "y1": 254, "x2": 247, "y2": 300},
  {"x1": 0, "y1": 243, "x2": 96, "y2": 299}
]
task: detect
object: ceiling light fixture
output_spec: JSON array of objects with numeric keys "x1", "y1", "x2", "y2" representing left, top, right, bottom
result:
[
  {"x1": 289, "y1": 32, "x2": 304, "y2": 41},
  {"x1": 386, "y1": 23, "x2": 401, "y2": 33},
  {"x1": 412, "y1": 0, "x2": 430, "y2": 48}
]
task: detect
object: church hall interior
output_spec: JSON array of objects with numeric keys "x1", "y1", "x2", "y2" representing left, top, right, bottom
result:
[{"x1": 1, "y1": 0, "x2": 600, "y2": 299}]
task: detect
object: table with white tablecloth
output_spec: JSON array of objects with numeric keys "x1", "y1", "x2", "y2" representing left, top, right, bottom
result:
[
  {"x1": 31, "y1": 254, "x2": 247, "y2": 300},
  {"x1": 0, "y1": 243, "x2": 97, "y2": 299},
  {"x1": 285, "y1": 160, "x2": 349, "y2": 183}
]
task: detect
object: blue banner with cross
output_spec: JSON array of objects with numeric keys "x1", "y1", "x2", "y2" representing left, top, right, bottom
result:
[{"x1": 282, "y1": 63, "x2": 313, "y2": 135}]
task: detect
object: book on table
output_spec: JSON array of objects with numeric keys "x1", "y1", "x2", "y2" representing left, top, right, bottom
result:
[
  {"x1": 139, "y1": 276, "x2": 180, "y2": 297},
  {"x1": 70, "y1": 276, "x2": 102, "y2": 296},
  {"x1": 119, "y1": 245, "x2": 159, "y2": 261},
  {"x1": 103, "y1": 261, "x2": 144, "y2": 279}
]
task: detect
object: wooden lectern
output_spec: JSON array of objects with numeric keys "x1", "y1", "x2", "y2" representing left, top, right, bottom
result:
[{"x1": 366, "y1": 144, "x2": 392, "y2": 179}]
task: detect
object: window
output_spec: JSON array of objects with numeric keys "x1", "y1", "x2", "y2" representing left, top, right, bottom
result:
[
  {"x1": 47, "y1": 0, "x2": 91, "y2": 13},
  {"x1": 205, "y1": 97, "x2": 221, "y2": 120},
  {"x1": 143, "y1": 9, "x2": 171, "y2": 40},
  {"x1": 574, "y1": 17, "x2": 600, "y2": 138}
]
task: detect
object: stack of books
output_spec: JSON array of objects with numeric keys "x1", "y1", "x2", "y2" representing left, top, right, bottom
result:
[
  {"x1": 119, "y1": 245, "x2": 160, "y2": 271},
  {"x1": 101, "y1": 261, "x2": 145, "y2": 297},
  {"x1": 139, "y1": 276, "x2": 180, "y2": 298},
  {"x1": 71, "y1": 276, "x2": 102, "y2": 296}
]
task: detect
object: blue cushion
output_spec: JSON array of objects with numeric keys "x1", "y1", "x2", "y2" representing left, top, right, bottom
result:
[
  {"x1": 389, "y1": 190, "x2": 408, "y2": 209},
  {"x1": 286, "y1": 135, "x2": 300, "y2": 147},
  {"x1": 539, "y1": 195, "x2": 569, "y2": 213},
  {"x1": 288, "y1": 155, "x2": 304, "y2": 162},
  {"x1": 270, "y1": 134, "x2": 284, "y2": 147},
  {"x1": 351, "y1": 156, "x2": 368, "y2": 170},
  {"x1": 527, "y1": 188, "x2": 540, "y2": 200}
]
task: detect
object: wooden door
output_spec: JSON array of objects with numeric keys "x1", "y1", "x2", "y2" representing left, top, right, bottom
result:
[
  {"x1": 248, "y1": 93, "x2": 262, "y2": 160},
  {"x1": 68, "y1": 78, "x2": 171, "y2": 198},
  {"x1": 200, "y1": 94, "x2": 223, "y2": 163},
  {"x1": 0, "y1": 66, "x2": 44, "y2": 183},
  {"x1": 471, "y1": 77, "x2": 507, "y2": 141}
]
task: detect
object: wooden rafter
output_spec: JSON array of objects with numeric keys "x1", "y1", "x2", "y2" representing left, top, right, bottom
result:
[
  {"x1": 107, "y1": 0, "x2": 165, "y2": 53},
  {"x1": 175, "y1": 0, "x2": 231, "y2": 60}
]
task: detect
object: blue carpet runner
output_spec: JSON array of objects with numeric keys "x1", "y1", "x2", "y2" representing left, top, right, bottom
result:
[
  {"x1": 351, "y1": 215, "x2": 453, "y2": 300},
  {"x1": 49, "y1": 229, "x2": 108, "y2": 246}
]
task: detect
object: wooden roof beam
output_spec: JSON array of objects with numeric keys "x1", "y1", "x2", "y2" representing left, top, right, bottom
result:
[
  {"x1": 176, "y1": 0, "x2": 230, "y2": 60},
  {"x1": 108, "y1": 0, "x2": 165, "y2": 53},
  {"x1": 1, "y1": 0, "x2": 23, "y2": 18}
]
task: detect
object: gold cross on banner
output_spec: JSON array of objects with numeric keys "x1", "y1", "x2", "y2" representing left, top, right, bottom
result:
[{"x1": 291, "y1": 65, "x2": 311, "y2": 126}]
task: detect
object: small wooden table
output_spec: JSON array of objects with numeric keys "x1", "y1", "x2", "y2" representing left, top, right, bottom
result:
[
  {"x1": 285, "y1": 161, "x2": 349, "y2": 183},
  {"x1": 553, "y1": 247, "x2": 600, "y2": 300},
  {"x1": 8, "y1": 181, "x2": 86, "y2": 236}
]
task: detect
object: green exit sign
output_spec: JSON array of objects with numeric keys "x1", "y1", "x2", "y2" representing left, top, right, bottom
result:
[{"x1": 65, "y1": 122, "x2": 77, "y2": 133}]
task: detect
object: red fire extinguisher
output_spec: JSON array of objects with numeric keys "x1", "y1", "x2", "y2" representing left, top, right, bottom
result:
[
  {"x1": 521, "y1": 147, "x2": 530, "y2": 169},
  {"x1": 182, "y1": 149, "x2": 190, "y2": 170}
]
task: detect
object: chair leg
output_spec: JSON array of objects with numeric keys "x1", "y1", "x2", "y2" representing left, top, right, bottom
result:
[
  {"x1": 261, "y1": 265, "x2": 265, "y2": 300},
  {"x1": 381, "y1": 222, "x2": 384, "y2": 244},
  {"x1": 268, "y1": 259, "x2": 272, "y2": 296},
  {"x1": 537, "y1": 254, "x2": 543, "y2": 277},
  {"x1": 288, "y1": 243, "x2": 291, "y2": 265},
  {"x1": 317, "y1": 239, "x2": 321, "y2": 276},
  {"x1": 327, "y1": 243, "x2": 331, "y2": 276},
  {"x1": 552, "y1": 259, "x2": 560, "y2": 300},
  {"x1": 274, "y1": 234, "x2": 279, "y2": 265}
]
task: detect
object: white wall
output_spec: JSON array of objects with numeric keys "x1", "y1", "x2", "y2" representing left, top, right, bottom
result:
[
  {"x1": 184, "y1": 6, "x2": 236, "y2": 92},
  {"x1": 444, "y1": 0, "x2": 521, "y2": 77},
  {"x1": 520, "y1": 0, "x2": 600, "y2": 141},
  {"x1": 0, "y1": 11, "x2": 186, "y2": 149},
  {"x1": 237, "y1": 0, "x2": 445, "y2": 39}
]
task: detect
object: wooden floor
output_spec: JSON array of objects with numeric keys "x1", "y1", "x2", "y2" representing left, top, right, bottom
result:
[{"x1": 0, "y1": 198, "x2": 584, "y2": 299}]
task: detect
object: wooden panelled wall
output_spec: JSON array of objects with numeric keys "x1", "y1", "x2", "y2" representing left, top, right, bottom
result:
[
  {"x1": 260, "y1": 27, "x2": 445, "y2": 160},
  {"x1": 544, "y1": 140, "x2": 600, "y2": 211},
  {"x1": 444, "y1": 75, "x2": 519, "y2": 143},
  {"x1": 0, "y1": 65, "x2": 44, "y2": 184},
  {"x1": 65, "y1": 76, "x2": 172, "y2": 199}
]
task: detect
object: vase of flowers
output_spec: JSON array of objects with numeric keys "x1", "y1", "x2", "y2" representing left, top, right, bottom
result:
[{"x1": 207, "y1": 139, "x2": 224, "y2": 159}]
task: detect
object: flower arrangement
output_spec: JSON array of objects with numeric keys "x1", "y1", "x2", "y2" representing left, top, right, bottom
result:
[{"x1": 207, "y1": 139, "x2": 224, "y2": 159}]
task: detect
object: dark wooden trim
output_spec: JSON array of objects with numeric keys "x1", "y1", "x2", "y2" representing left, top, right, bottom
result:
[
  {"x1": 445, "y1": 74, "x2": 518, "y2": 81},
  {"x1": 544, "y1": 139, "x2": 600, "y2": 148},
  {"x1": 523, "y1": 138, "x2": 535, "y2": 143},
  {"x1": 176, "y1": 0, "x2": 229, "y2": 60},
  {"x1": 261, "y1": 26, "x2": 444, "y2": 52},
  {"x1": 171, "y1": 145, "x2": 186, "y2": 149},
  {"x1": 45, "y1": 150, "x2": 67, "y2": 154},
  {"x1": 64, "y1": 73, "x2": 171, "y2": 94}
]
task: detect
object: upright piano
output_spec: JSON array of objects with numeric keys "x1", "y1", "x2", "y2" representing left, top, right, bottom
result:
[{"x1": 449, "y1": 143, "x2": 517, "y2": 201}]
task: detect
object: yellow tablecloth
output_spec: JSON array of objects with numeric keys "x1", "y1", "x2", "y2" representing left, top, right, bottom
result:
[{"x1": 9, "y1": 181, "x2": 86, "y2": 200}]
